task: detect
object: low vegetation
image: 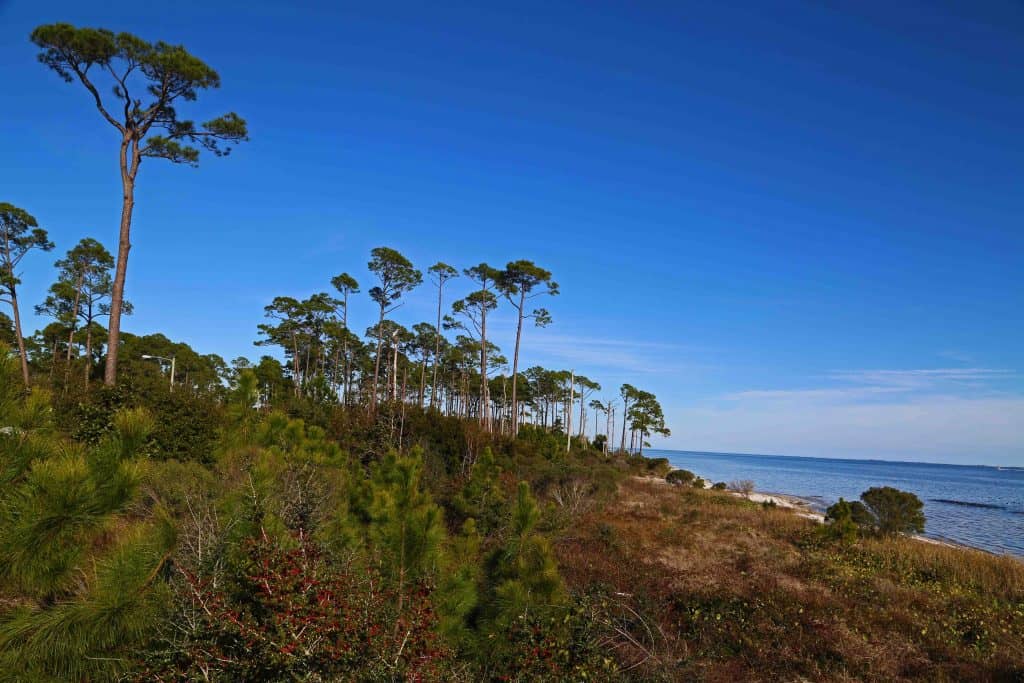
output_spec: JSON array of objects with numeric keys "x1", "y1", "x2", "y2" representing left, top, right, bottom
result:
[{"x1": 557, "y1": 477, "x2": 1024, "y2": 681}]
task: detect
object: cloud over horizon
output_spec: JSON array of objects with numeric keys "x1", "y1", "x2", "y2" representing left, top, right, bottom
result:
[{"x1": 667, "y1": 367, "x2": 1024, "y2": 465}]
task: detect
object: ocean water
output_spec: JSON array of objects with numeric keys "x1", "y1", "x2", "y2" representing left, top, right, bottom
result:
[{"x1": 646, "y1": 449, "x2": 1024, "y2": 557}]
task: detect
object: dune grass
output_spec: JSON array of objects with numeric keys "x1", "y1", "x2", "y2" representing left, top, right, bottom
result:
[{"x1": 555, "y1": 476, "x2": 1024, "y2": 682}]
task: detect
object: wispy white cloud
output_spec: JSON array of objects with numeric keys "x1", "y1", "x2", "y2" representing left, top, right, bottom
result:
[
  {"x1": 523, "y1": 332, "x2": 708, "y2": 374},
  {"x1": 828, "y1": 367, "x2": 1014, "y2": 389},
  {"x1": 670, "y1": 366, "x2": 1024, "y2": 464},
  {"x1": 720, "y1": 368, "x2": 1016, "y2": 405},
  {"x1": 721, "y1": 386, "x2": 904, "y2": 403}
]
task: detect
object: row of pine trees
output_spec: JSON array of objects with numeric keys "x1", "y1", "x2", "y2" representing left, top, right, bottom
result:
[{"x1": 1, "y1": 211, "x2": 670, "y2": 454}]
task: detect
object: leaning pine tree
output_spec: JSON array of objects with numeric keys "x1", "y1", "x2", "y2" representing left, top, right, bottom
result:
[{"x1": 31, "y1": 23, "x2": 249, "y2": 385}]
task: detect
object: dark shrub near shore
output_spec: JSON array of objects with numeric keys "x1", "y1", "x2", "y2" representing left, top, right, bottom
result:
[
  {"x1": 861, "y1": 486, "x2": 926, "y2": 535},
  {"x1": 827, "y1": 487, "x2": 926, "y2": 537},
  {"x1": 665, "y1": 468, "x2": 696, "y2": 486}
]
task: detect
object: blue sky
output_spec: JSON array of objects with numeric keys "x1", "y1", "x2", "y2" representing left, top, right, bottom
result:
[{"x1": 1, "y1": 1, "x2": 1021, "y2": 465}]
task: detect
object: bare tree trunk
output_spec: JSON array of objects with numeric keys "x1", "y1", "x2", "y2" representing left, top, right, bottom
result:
[
  {"x1": 510, "y1": 290, "x2": 525, "y2": 435},
  {"x1": 480, "y1": 309, "x2": 490, "y2": 431},
  {"x1": 291, "y1": 332, "x2": 302, "y2": 397},
  {"x1": 331, "y1": 345, "x2": 341, "y2": 400},
  {"x1": 391, "y1": 336, "x2": 399, "y2": 402},
  {"x1": 84, "y1": 322, "x2": 93, "y2": 389},
  {"x1": 606, "y1": 407, "x2": 613, "y2": 455},
  {"x1": 105, "y1": 138, "x2": 137, "y2": 386},
  {"x1": 60, "y1": 274, "x2": 84, "y2": 394},
  {"x1": 303, "y1": 343, "x2": 311, "y2": 389},
  {"x1": 431, "y1": 281, "x2": 443, "y2": 409},
  {"x1": 343, "y1": 345, "x2": 350, "y2": 406},
  {"x1": 418, "y1": 358, "x2": 426, "y2": 408},
  {"x1": 500, "y1": 375, "x2": 507, "y2": 434},
  {"x1": 401, "y1": 364, "x2": 408, "y2": 405},
  {"x1": 49, "y1": 339, "x2": 57, "y2": 380},
  {"x1": 65, "y1": 272, "x2": 85, "y2": 363},
  {"x1": 566, "y1": 370, "x2": 574, "y2": 452},
  {"x1": 371, "y1": 306, "x2": 385, "y2": 411},
  {"x1": 620, "y1": 397, "x2": 630, "y2": 453},
  {"x1": 9, "y1": 286, "x2": 30, "y2": 387},
  {"x1": 342, "y1": 293, "x2": 350, "y2": 406},
  {"x1": 578, "y1": 386, "x2": 586, "y2": 438},
  {"x1": 399, "y1": 364, "x2": 408, "y2": 447}
]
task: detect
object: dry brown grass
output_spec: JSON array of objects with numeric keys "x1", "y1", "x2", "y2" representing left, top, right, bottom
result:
[{"x1": 555, "y1": 476, "x2": 1024, "y2": 682}]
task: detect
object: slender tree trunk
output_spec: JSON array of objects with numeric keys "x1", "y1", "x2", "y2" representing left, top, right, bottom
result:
[
  {"x1": 84, "y1": 321, "x2": 93, "y2": 389},
  {"x1": 105, "y1": 138, "x2": 138, "y2": 386},
  {"x1": 610, "y1": 408, "x2": 615, "y2": 455},
  {"x1": 342, "y1": 293, "x2": 350, "y2": 406},
  {"x1": 566, "y1": 371, "x2": 574, "y2": 451},
  {"x1": 431, "y1": 284, "x2": 443, "y2": 409},
  {"x1": 500, "y1": 375, "x2": 507, "y2": 434},
  {"x1": 391, "y1": 337, "x2": 399, "y2": 402},
  {"x1": 399, "y1": 365, "x2": 408, "y2": 447},
  {"x1": 330, "y1": 345, "x2": 340, "y2": 397},
  {"x1": 303, "y1": 343, "x2": 311, "y2": 388},
  {"x1": 578, "y1": 387, "x2": 586, "y2": 438},
  {"x1": 401, "y1": 365, "x2": 408, "y2": 404},
  {"x1": 371, "y1": 306, "x2": 385, "y2": 411},
  {"x1": 418, "y1": 358, "x2": 426, "y2": 408},
  {"x1": 66, "y1": 272, "x2": 85, "y2": 363},
  {"x1": 9, "y1": 286, "x2": 30, "y2": 386},
  {"x1": 61, "y1": 273, "x2": 85, "y2": 394},
  {"x1": 342, "y1": 343, "x2": 350, "y2": 405},
  {"x1": 600, "y1": 409, "x2": 606, "y2": 442},
  {"x1": 480, "y1": 308, "x2": 490, "y2": 430},
  {"x1": 510, "y1": 290, "x2": 525, "y2": 436},
  {"x1": 620, "y1": 397, "x2": 630, "y2": 452},
  {"x1": 291, "y1": 332, "x2": 302, "y2": 397}
]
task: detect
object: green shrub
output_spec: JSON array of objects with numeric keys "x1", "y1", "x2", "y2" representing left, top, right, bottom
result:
[
  {"x1": 711, "y1": 481, "x2": 727, "y2": 491},
  {"x1": 644, "y1": 457, "x2": 672, "y2": 477},
  {"x1": 860, "y1": 486, "x2": 926, "y2": 535},
  {"x1": 824, "y1": 498, "x2": 860, "y2": 542},
  {"x1": 666, "y1": 469, "x2": 696, "y2": 486}
]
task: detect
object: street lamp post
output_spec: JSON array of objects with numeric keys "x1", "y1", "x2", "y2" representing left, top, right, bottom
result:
[{"x1": 141, "y1": 354, "x2": 176, "y2": 392}]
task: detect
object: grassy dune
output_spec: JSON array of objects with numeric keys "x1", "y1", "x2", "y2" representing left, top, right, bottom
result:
[{"x1": 556, "y1": 476, "x2": 1024, "y2": 682}]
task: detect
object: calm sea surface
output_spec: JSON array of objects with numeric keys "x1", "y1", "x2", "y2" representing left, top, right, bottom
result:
[{"x1": 646, "y1": 449, "x2": 1024, "y2": 557}]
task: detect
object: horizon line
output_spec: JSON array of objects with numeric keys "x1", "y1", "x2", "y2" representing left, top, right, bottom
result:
[{"x1": 645, "y1": 447, "x2": 1022, "y2": 470}]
